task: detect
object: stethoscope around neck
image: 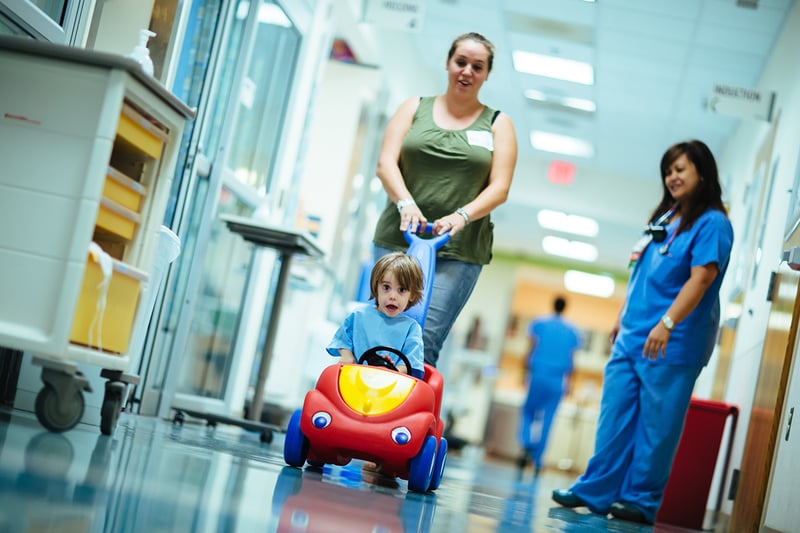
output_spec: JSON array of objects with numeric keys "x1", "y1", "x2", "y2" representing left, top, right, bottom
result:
[{"x1": 644, "y1": 205, "x2": 678, "y2": 255}]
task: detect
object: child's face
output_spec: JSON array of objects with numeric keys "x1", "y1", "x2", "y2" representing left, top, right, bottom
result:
[{"x1": 376, "y1": 271, "x2": 412, "y2": 318}]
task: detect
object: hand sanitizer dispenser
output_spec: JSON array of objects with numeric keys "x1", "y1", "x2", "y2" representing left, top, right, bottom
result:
[{"x1": 129, "y1": 29, "x2": 156, "y2": 76}]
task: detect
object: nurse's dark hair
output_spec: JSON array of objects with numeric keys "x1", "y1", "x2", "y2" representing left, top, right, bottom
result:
[
  {"x1": 648, "y1": 139, "x2": 728, "y2": 234},
  {"x1": 448, "y1": 32, "x2": 495, "y2": 73},
  {"x1": 369, "y1": 252, "x2": 424, "y2": 308}
]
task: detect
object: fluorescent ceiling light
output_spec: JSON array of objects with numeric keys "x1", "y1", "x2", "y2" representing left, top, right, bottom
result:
[
  {"x1": 524, "y1": 89, "x2": 596, "y2": 113},
  {"x1": 538, "y1": 209, "x2": 598, "y2": 237},
  {"x1": 542, "y1": 236, "x2": 598, "y2": 262},
  {"x1": 531, "y1": 131, "x2": 595, "y2": 158},
  {"x1": 564, "y1": 270, "x2": 615, "y2": 298},
  {"x1": 513, "y1": 50, "x2": 594, "y2": 85}
]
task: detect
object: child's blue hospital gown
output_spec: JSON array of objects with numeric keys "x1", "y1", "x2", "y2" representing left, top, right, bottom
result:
[{"x1": 327, "y1": 304, "x2": 424, "y2": 378}]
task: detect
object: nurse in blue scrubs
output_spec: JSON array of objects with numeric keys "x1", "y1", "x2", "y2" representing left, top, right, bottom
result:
[{"x1": 551, "y1": 140, "x2": 734, "y2": 525}]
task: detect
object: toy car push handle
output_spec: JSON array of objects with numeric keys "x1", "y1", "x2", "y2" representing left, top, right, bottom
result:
[{"x1": 403, "y1": 223, "x2": 450, "y2": 329}]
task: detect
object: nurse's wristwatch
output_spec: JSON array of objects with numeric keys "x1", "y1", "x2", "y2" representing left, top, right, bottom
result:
[{"x1": 661, "y1": 315, "x2": 675, "y2": 331}]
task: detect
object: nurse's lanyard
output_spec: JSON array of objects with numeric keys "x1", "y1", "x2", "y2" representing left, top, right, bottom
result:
[{"x1": 628, "y1": 205, "x2": 677, "y2": 267}]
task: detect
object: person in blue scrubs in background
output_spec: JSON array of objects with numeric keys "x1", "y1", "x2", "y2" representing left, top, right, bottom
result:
[
  {"x1": 517, "y1": 296, "x2": 581, "y2": 476},
  {"x1": 552, "y1": 140, "x2": 734, "y2": 525}
]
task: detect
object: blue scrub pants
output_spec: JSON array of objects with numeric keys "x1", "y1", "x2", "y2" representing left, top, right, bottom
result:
[
  {"x1": 374, "y1": 245, "x2": 482, "y2": 367},
  {"x1": 519, "y1": 371, "x2": 565, "y2": 469},
  {"x1": 569, "y1": 352, "x2": 701, "y2": 523}
]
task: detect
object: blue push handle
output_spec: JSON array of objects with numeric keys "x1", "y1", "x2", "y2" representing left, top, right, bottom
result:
[{"x1": 403, "y1": 223, "x2": 451, "y2": 328}]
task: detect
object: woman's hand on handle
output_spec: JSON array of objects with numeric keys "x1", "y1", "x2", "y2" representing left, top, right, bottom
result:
[
  {"x1": 433, "y1": 210, "x2": 467, "y2": 236},
  {"x1": 399, "y1": 203, "x2": 427, "y2": 233}
]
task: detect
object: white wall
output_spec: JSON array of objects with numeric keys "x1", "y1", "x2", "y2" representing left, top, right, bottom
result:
[
  {"x1": 91, "y1": 0, "x2": 156, "y2": 57},
  {"x1": 294, "y1": 60, "x2": 381, "y2": 253},
  {"x1": 710, "y1": 0, "x2": 800, "y2": 518}
]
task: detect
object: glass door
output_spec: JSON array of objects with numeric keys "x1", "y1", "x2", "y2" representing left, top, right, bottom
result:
[{"x1": 138, "y1": 0, "x2": 302, "y2": 418}]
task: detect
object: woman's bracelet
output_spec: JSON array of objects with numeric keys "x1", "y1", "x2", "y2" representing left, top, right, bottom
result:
[
  {"x1": 396, "y1": 198, "x2": 416, "y2": 212},
  {"x1": 455, "y1": 207, "x2": 470, "y2": 225}
]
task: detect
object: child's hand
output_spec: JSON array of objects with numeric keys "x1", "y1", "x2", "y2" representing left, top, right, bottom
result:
[
  {"x1": 396, "y1": 364, "x2": 408, "y2": 375},
  {"x1": 339, "y1": 349, "x2": 356, "y2": 364}
]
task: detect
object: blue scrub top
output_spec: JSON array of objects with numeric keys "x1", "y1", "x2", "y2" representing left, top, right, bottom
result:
[
  {"x1": 615, "y1": 209, "x2": 733, "y2": 367},
  {"x1": 327, "y1": 304, "x2": 424, "y2": 375},
  {"x1": 527, "y1": 314, "x2": 581, "y2": 375}
]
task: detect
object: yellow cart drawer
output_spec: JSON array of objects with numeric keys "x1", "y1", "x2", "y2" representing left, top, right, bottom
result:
[
  {"x1": 116, "y1": 102, "x2": 168, "y2": 159},
  {"x1": 95, "y1": 197, "x2": 141, "y2": 240},
  {"x1": 104, "y1": 166, "x2": 147, "y2": 213},
  {"x1": 70, "y1": 253, "x2": 148, "y2": 354}
]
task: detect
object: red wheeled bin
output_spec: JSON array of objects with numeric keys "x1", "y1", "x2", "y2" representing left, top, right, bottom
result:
[{"x1": 657, "y1": 397, "x2": 739, "y2": 529}]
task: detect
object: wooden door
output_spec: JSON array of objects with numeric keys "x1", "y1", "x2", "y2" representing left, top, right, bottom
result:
[
  {"x1": 729, "y1": 266, "x2": 800, "y2": 531},
  {"x1": 763, "y1": 322, "x2": 800, "y2": 531}
]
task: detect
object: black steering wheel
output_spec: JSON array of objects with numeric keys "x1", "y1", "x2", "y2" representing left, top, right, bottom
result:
[{"x1": 357, "y1": 346, "x2": 413, "y2": 376}]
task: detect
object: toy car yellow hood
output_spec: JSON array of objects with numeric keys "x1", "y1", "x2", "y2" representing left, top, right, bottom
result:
[{"x1": 338, "y1": 366, "x2": 416, "y2": 416}]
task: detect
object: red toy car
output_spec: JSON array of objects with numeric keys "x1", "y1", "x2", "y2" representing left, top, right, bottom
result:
[
  {"x1": 284, "y1": 226, "x2": 450, "y2": 492},
  {"x1": 284, "y1": 346, "x2": 448, "y2": 492}
]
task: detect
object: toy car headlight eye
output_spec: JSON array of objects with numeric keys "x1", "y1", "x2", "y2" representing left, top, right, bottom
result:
[
  {"x1": 312, "y1": 411, "x2": 331, "y2": 429},
  {"x1": 391, "y1": 426, "x2": 411, "y2": 445}
]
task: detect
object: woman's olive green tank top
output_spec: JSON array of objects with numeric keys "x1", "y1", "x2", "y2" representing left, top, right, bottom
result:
[{"x1": 373, "y1": 96, "x2": 497, "y2": 265}]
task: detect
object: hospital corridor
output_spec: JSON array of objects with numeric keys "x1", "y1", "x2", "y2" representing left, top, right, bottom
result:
[{"x1": 2, "y1": 0, "x2": 800, "y2": 532}]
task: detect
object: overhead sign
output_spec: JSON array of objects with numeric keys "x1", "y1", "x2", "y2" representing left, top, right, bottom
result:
[
  {"x1": 708, "y1": 83, "x2": 775, "y2": 122},
  {"x1": 364, "y1": 0, "x2": 423, "y2": 32}
]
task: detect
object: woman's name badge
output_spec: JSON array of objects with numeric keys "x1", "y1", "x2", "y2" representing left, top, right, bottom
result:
[
  {"x1": 466, "y1": 130, "x2": 494, "y2": 151},
  {"x1": 628, "y1": 234, "x2": 652, "y2": 268}
]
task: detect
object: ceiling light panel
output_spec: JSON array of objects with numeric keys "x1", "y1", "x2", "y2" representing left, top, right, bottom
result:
[
  {"x1": 564, "y1": 270, "x2": 615, "y2": 298},
  {"x1": 524, "y1": 89, "x2": 596, "y2": 113},
  {"x1": 542, "y1": 236, "x2": 598, "y2": 262},
  {"x1": 530, "y1": 131, "x2": 595, "y2": 158},
  {"x1": 538, "y1": 209, "x2": 599, "y2": 237},
  {"x1": 505, "y1": 13, "x2": 594, "y2": 45},
  {"x1": 512, "y1": 50, "x2": 594, "y2": 85}
]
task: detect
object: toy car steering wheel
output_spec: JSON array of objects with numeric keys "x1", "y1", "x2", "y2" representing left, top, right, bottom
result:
[{"x1": 357, "y1": 346, "x2": 414, "y2": 376}]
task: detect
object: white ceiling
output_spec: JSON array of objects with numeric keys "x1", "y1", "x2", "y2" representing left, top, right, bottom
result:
[{"x1": 333, "y1": 0, "x2": 795, "y2": 276}]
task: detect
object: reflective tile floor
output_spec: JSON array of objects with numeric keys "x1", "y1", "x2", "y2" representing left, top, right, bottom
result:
[{"x1": 0, "y1": 408, "x2": 717, "y2": 532}]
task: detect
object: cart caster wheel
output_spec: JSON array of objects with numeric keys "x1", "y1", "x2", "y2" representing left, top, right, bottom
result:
[
  {"x1": 100, "y1": 381, "x2": 126, "y2": 436},
  {"x1": 260, "y1": 429, "x2": 273, "y2": 444},
  {"x1": 35, "y1": 384, "x2": 85, "y2": 433},
  {"x1": 173, "y1": 411, "x2": 185, "y2": 425}
]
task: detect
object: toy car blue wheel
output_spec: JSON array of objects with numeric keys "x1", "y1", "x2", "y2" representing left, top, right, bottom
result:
[
  {"x1": 284, "y1": 409, "x2": 309, "y2": 467},
  {"x1": 428, "y1": 437, "x2": 447, "y2": 491},
  {"x1": 408, "y1": 435, "x2": 436, "y2": 492}
]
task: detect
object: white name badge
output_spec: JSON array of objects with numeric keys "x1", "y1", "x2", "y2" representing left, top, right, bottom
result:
[{"x1": 466, "y1": 130, "x2": 494, "y2": 151}]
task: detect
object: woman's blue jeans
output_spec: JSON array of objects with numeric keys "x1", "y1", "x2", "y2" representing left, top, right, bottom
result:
[{"x1": 374, "y1": 245, "x2": 482, "y2": 367}]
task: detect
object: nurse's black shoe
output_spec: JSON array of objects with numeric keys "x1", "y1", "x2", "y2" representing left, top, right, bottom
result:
[
  {"x1": 551, "y1": 489, "x2": 586, "y2": 508},
  {"x1": 516, "y1": 452, "x2": 529, "y2": 471},
  {"x1": 610, "y1": 501, "x2": 653, "y2": 524}
]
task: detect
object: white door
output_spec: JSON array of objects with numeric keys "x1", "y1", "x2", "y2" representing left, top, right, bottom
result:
[{"x1": 764, "y1": 313, "x2": 800, "y2": 531}]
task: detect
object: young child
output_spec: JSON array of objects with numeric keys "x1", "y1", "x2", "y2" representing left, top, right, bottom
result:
[{"x1": 326, "y1": 252, "x2": 425, "y2": 378}]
